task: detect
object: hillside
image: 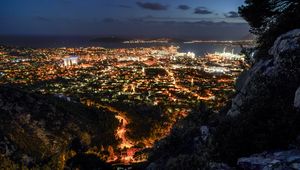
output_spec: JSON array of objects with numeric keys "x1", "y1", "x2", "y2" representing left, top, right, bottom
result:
[{"x1": 0, "y1": 85, "x2": 118, "y2": 169}]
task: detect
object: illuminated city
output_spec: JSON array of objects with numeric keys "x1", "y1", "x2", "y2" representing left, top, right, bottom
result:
[
  {"x1": 0, "y1": 44, "x2": 247, "y2": 164},
  {"x1": 1, "y1": 0, "x2": 299, "y2": 169}
]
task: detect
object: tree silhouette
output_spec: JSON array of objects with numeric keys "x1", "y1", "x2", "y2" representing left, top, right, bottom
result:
[{"x1": 239, "y1": 0, "x2": 300, "y2": 58}]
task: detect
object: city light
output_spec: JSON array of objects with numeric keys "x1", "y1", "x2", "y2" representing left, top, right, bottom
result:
[{"x1": 0, "y1": 45, "x2": 246, "y2": 164}]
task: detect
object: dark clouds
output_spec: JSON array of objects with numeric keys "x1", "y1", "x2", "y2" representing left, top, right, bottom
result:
[
  {"x1": 225, "y1": 11, "x2": 239, "y2": 18},
  {"x1": 178, "y1": 5, "x2": 190, "y2": 10},
  {"x1": 1, "y1": 14, "x2": 249, "y2": 39},
  {"x1": 0, "y1": 0, "x2": 248, "y2": 38},
  {"x1": 136, "y1": 2, "x2": 168, "y2": 10},
  {"x1": 194, "y1": 7, "x2": 213, "y2": 14}
]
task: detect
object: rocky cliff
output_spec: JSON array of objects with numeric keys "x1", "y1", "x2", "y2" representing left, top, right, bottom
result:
[
  {"x1": 224, "y1": 28, "x2": 300, "y2": 170},
  {"x1": 228, "y1": 29, "x2": 300, "y2": 117}
]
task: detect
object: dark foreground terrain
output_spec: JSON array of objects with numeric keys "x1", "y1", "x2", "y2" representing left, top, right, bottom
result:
[{"x1": 0, "y1": 85, "x2": 118, "y2": 169}]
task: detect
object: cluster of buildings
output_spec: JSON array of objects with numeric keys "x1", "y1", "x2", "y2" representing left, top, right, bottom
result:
[
  {"x1": 0, "y1": 45, "x2": 245, "y2": 110},
  {"x1": 0, "y1": 44, "x2": 247, "y2": 163}
]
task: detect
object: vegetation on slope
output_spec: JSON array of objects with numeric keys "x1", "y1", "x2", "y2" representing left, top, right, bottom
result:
[{"x1": 0, "y1": 85, "x2": 118, "y2": 169}]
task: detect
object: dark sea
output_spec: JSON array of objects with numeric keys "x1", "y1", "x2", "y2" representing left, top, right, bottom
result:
[{"x1": 0, "y1": 36, "x2": 241, "y2": 57}]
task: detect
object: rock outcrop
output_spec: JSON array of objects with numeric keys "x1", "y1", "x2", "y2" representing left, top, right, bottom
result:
[
  {"x1": 237, "y1": 150, "x2": 300, "y2": 170},
  {"x1": 223, "y1": 29, "x2": 300, "y2": 169},
  {"x1": 228, "y1": 29, "x2": 300, "y2": 117}
]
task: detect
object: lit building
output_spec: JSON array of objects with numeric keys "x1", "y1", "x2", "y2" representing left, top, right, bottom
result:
[{"x1": 63, "y1": 56, "x2": 79, "y2": 66}]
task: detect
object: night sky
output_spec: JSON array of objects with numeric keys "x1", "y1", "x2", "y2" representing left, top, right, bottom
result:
[{"x1": 0, "y1": 0, "x2": 250, "y2": 40}]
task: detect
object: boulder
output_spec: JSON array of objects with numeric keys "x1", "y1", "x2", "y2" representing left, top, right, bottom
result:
[
  {"x1": 228, "y1": 29, "x2": 300, "y2": 117},
  {"x1": 269, "y1": 29, "x2": 300, "y2": 59},
  {"x1": 237, "y1": 150, "x2": 300, "y2": 170}
]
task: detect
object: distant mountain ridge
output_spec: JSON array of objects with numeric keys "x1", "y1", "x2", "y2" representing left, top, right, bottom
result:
[{"x1": 90, "y1": 36, "x2": 184, "y2": 43}]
